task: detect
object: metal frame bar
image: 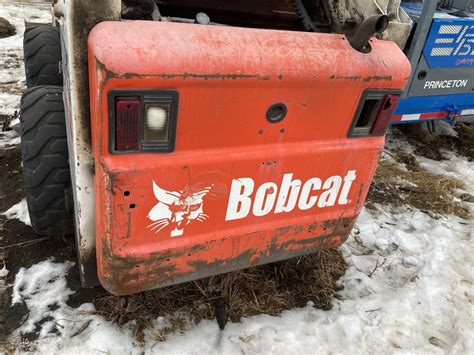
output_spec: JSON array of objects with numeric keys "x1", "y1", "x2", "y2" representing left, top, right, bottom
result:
[
  {"x1": 403, "y1": 0, "x2": 439, "y2": 97},
  {"x1": 60, "y1": 0, "x2": 121, "y2": 286}
]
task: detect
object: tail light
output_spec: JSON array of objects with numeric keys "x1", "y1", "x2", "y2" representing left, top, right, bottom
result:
[
  {"x1": 348, "y1": 90, "x2": 401, "y2": 138},
  {"x1": 109, "y1": 90, "x2": 179, "y2": 153},
  {"x1": 370, "y1": 95, "x2": 399, "y2": 136},
  {"x1": 115, "y1": 97, "x2": 140, "y2": 151}
]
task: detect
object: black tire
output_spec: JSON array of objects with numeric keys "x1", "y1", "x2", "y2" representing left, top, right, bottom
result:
[
  {"x1": 20, "y1": 86, "x2": 74, "y2": 235},
  {"x1": 23, "y1": 24, "x2": 62, "y2": 87}
]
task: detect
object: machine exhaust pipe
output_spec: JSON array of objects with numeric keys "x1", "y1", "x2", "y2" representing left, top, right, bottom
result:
[{"x1": 348, "y1": 15, "x2": 389, "y2": 53}]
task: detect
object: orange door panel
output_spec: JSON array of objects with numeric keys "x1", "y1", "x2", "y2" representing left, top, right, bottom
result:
[{"x1": 88, "y1": 21, "x2": 410, "y2": 295}]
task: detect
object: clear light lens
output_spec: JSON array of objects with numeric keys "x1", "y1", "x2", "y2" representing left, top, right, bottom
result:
[{"x1": 144, "y1": 104, "x2": 170, "y2": 142}]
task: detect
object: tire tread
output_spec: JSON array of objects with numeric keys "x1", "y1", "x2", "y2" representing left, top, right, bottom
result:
[
  {"x1": 20, "y1": 86, "x2": 74, "y2": 235},
  {"x1": 23, "y1": 25, "x2": 62, "y2": 87}
]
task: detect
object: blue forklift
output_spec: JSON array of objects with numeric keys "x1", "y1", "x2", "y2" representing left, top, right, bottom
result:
[{"x1": 392, "y1": 0, "x2": 474, "y2": 126}]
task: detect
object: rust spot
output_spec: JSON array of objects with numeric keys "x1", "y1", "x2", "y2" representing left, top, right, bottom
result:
[
  {"x1": 356, "y1": 183, "x2": 365, "y2": 204},
  {"x1": 155, "y1": 73, "x2": 270, "y2": 81},
  {"x1": 307, "y1": 222, "x2": 317, "y2": 233},
  {"x1": 293, "y1": 224, "x2": 305, "y2": 235},
  {"x1": 99, "y1": 216, "x2": 357, "y2": 295},
  {"x1": 95, "y1": 58, "x2": 120, "y2": 84},
  {"x1": 95, "y1": 58, "x2": 270, "y2": 83},
  {"x1": 328, "y1": 75, "x2": 392, "y2": 82}
]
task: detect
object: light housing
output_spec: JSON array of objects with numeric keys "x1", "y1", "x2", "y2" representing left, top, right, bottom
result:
[
  {"x1": 109, "y1": 90, "x2": 179, "y2": 153},
  {"x1": 348, "y1": 90, "x2": 401, "y2": 138}
]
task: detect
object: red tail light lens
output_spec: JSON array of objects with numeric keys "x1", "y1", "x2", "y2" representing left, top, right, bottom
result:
[
  {"x1": 371, "y1": 95, "x2": 400, "y2": 136},
  {"x1": 115, "y1": 97, "x2": 140, "y2": 151}
]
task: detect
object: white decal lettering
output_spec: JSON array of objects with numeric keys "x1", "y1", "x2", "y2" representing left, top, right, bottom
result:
[
  {"x1": 253, "y1": 182, "x2": 278, "y2": 216},
  {"x1": 318, "y1": 176, "x2": 342, "y2": 207},
  {"x1": 424, "y1": 79, "x2": 468, "y2": 90},
  {"x1": 298, "y1": 178, "x2": 322, "y2": 210},
  {"x1": 338, "y1": 170, "x2": 357, "y2": 205},
  {"x1": 223, "y1": 170, "x2": 358, "y2": 221},
  {"x1": 275, "y1": 173, "x2": 302, "y2": 213},
  {"x1": 225, "y1": 178, "x2": 254, "y2": 221}
]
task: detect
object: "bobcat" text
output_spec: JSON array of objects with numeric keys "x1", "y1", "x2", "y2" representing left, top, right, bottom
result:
[{"x1": 225, "y1": 171, "x2": 357, "y2": 221}]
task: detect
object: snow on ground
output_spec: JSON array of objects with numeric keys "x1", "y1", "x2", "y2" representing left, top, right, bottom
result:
[
  {"x1": 419, "y1": 153, "x2": 474, "y2": 196},
  {"x1": 2, "y1": 198, "x2": 31, "y2": 226},
  {"x1": 1, "y1": 1, "x2": 473, "y2": 354},
  {"x1": 12, "y1": 260, "x2": 74, "y2": 334},
  {"x1": 0, "y1": 129, "x2": 20, "y2": 148},
  {"x1": 0, "y1": 1, "x2": 51, "y2": 116},
  {"x1": 6, "y1": 139, "x2": 473, "y2": 354},
  {"x1": 8, "y1": 192, "x2": 473, "y2": 354}
]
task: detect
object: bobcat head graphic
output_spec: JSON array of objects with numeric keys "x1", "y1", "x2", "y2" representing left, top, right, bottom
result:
[{"x1": 147, "y1": 181, "x2": 212, "y2": 237}]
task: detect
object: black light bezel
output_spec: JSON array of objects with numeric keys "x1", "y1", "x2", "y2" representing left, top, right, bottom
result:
[{"x1": 108, "y1": 89, "x2": 179, "y2": 154}]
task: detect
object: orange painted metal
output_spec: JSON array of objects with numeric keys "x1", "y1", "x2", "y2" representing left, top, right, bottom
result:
[{"x1": 88, "y1": 21, "x2": 410, "y2": 295}]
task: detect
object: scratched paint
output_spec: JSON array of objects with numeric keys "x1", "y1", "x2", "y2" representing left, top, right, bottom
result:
[
  {"x1": 100, "y1": 216, "x2": 357, "y2": 295},
  {"x1": 61, "y1": 0, "x2": 121, "y2": 286},
  {"x1": 88, "y1": 20, "x2": 410, "y2": 295}
]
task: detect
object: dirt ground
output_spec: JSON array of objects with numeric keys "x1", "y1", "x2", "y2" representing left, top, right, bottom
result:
[
  {"x1": 1, "y1": 117, "x2": 473, "y2": 346},
  {"x1": 0, "y1": 145, "x2": 347, "y2": 344},
  {"x1": 2, "y1": 2, "x2": 472, "y2": 353},
  {"x1": 401, "y1": 123, "x2": 474, "y2": 162},
  {"x1": 2, "y1": 121, "x2": 473, "y2": 344},
  {"x1": 1, "y1": 2, "x2": 473, "y2": 351},
  {"x1": 367, "y1": 138, "x2": 472, "y2": 219},
  {"x1": 0, "y1": 146, "x2": 99, "y2": 343}
]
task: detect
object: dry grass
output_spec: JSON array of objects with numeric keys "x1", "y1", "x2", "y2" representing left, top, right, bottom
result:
[
  {"x1": 403, "y1": 123, "x2": 474, "y2": 162},
  {"x1": 367, "y1": 149, "x2": 471, "y2": 219},
  {"x1": 0, "y1": 217, "x2": 8, "y2": 233},
  {"x1": 94, "y1": 249, "x2": 346, "y2": 341},
  {"x1": 449, "y1": 123, "x2": 474, "y2": 160}
]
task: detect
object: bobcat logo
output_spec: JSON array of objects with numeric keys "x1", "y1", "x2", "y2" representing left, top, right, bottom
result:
[{"x1": 147, "y1": 181, "x2": 212, "y2": 237}]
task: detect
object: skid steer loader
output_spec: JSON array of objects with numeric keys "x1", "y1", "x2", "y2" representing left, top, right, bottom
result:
[{"x1": 19, "y1": 0, "x2": 410, "y2": 295}]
